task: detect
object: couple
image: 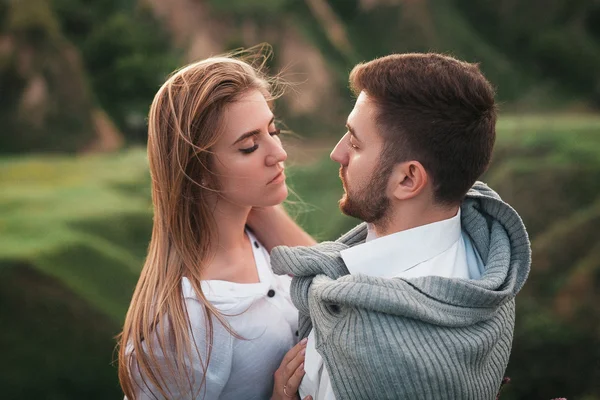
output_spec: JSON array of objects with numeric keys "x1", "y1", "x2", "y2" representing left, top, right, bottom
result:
[{"x1": 117, "y1": 50, "x2": 531, "y2": 400}]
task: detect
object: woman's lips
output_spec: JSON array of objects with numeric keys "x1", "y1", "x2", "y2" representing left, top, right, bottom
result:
[{"x1": 268, "y1": 171, "x2": 285, "y2": 185}]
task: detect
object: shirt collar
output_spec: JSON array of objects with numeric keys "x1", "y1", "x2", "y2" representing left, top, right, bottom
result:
[
  {"x1": 340, "y1": 209, "x2": 462, "y2": 278},
  {"x1": 365, "y1": 223, "x2": 377, "y2": 242}
]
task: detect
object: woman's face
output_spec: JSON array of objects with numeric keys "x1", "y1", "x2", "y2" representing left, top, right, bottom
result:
[{"x1": 210, "y1": 89, "x2": 288, "y2": 208}]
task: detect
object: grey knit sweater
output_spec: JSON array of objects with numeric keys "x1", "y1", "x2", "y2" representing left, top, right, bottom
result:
[{"x1": 271, "y1": 182, "x2": 531, "y2": 400}]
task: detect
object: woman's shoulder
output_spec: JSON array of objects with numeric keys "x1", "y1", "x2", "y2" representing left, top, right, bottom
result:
[{"x1": 181, "y1": 276, "x2": 274, "y2": 309}]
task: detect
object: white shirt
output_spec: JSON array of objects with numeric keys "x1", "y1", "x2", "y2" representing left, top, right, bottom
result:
[
  {"x1": 299, "y1": 210, "x2": 484, "y2": 400},
  {"x1": 133, "y1": 231, "x2": 299, "y2": 400}
]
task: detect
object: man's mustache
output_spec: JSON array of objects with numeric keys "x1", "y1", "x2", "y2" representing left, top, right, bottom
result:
[{"x1": 339, "y1": 166, "x2": 347, "y2": 184}]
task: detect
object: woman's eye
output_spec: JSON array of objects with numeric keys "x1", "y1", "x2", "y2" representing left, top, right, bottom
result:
[
  {"x1": 239, "y1": 127, "x2": 279, "y2": 154},
  {"x1": 240, "y1": 144, "x2": 259, "y2": 154}
]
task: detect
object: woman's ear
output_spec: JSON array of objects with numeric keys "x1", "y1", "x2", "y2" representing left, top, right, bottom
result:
[{"x1": 390, "y1": 161, "x2": 428, "y2": 201}]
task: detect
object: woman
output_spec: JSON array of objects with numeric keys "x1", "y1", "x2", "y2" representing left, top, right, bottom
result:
[{"x1": 117, "y1": 51, "x2": 315, "y2": 400}]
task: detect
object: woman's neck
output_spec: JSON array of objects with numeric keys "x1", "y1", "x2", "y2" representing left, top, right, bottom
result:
[
  {"x1": 197, "y1": 195, "x2": 261, "y2": 283},
  {"x1": 210, "y1": 197, "x2": 252, "y2": 255}
]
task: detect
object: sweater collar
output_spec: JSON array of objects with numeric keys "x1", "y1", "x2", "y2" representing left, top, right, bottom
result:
[{"x1": 271, "y1": 181, "x2": 531, "y2": 312}]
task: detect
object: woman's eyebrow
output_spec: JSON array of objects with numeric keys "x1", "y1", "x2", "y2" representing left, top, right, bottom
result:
[{"x1": 232, "y1": 115, "x2": 275, "y2": 145}]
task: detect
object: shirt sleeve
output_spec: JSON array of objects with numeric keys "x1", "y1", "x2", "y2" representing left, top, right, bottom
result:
[{"x1": 132, "y1": 297, "x2": 234, "y2": 399}]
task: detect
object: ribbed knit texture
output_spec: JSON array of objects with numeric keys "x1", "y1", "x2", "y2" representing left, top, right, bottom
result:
[{"x1": 271, "y1": 182, "x2": 531, "y2": 400}]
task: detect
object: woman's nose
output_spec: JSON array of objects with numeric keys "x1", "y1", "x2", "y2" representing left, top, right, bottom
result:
[{"x1": 265, "y1": 137, "x2": 287, "y2": 166}]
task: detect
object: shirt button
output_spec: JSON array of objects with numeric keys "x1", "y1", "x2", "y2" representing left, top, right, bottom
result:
[
  {"x1": 254, "y1": 241, "x2": 260, "y2": 248},
  {"x1": 267, "y1": 289, "x2": 275, "y2": 297}
]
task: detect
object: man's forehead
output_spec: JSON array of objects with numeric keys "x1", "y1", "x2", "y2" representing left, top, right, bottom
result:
[
  {"x1": 348, "y1": 91, "x2": 377, "y2": 131},
  {"x1": 356, "y1": 91, "x2": 370, "y2": 106},
  {"x1": 352, "y1": 91, "x2": 376, "y2": 114}
]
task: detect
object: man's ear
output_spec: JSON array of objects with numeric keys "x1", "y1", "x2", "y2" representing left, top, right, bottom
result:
[{"x1": 390, "y1": 161, "x2": 428, "y2": 200}]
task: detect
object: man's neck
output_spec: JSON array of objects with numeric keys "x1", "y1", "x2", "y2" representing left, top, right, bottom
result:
[{"x1": 371, "y1": 202, "x2": 460, "y2": 238}]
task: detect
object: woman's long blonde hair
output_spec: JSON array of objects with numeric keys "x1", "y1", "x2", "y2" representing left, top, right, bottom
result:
[{"x1": 117, "y1": 48, "x2": 279, "y2": 399}]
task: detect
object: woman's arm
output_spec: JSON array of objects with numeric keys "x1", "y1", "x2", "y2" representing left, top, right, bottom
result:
[{"x1": 247, "y1": 205, "x2": 317, "y2": 252}]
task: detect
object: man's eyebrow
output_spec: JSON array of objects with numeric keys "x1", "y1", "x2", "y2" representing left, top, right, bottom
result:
[
  {"x1": 232, "y1": 115, "x2": 275, "y2": 145},
  {"x1": 346, "y1": 122, "x2": 361, "y2": 142}
]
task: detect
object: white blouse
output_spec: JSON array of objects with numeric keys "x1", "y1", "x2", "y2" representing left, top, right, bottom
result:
[{"x1": 132, "y1": 231, "x2": 299, "y2": 400}]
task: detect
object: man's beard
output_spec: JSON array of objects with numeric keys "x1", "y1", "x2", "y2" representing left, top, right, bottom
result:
[{"x1": 338, "y1": 163, "x2": 391, "y2": 223}]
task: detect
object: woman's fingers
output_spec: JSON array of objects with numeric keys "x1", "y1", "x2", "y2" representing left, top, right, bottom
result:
[
  {"x1": 272, "y1": 338, "x2": 308, "y2": 400},
  {"x1": 280, "y1": 338, "x2": 307, "y2": 369},
  {"x1": 285, "y1": 361, "x2": 306, "y2": 396},
  {"x1": 284, "y1": 342, "x2": 306, "y2": 382}
]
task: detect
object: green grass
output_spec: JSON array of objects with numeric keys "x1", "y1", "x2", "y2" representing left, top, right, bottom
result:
[
  {"x1": 0, "y1": 150, "x2": 152, "y2": 323},
  {"x1": 0, "y1": 113, "x2": 598, "y2": 315},
  {"x1": 1, "y1": 113, "x2": 600, "y2": 399},
  {"x1": 0, "y1": 263, "x2": 124, "y2": 400},
  {"x1": 2, "y1": 114, "x2": 600, "y2": 319}
]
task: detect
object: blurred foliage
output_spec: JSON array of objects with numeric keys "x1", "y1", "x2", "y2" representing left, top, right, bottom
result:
[
  {"x1": 51, "y1": 0, "x2": 180, "y2": 138},
  {"x1": 221, "y1": 0, "x2": 600, "y2": 107},
  {"x1": 0, "y1": 0, "x2": 178, "y2": 154},
  {"x1": 0, "y1": 0, "x2": 97, "y2": 154},
  {"x1": 454, "y1": 0, "x2": 600, "y2": 105},
  {"x1": 209, "y1": 0, "x2": 289, "y2": 15},
  {"x1": 3, "y1": 0, "x2": 600, "y2": 154},
  {"x1": 2, "y1": 0, "x2": 600, "y2": 399},
  {"x1": 482, "y1": 116, "x2": 600, "y2": 399},
  {"x1": 1, "y1": 116, "x2": 600, "y2": 398}
]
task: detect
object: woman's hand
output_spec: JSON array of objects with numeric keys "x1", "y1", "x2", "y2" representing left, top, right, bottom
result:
[
  {"x1": 247, "y1": 205, "x2": 316, "y2": 252},
  {"x1": 271, "y1": 338, "x2": 312, "y2": 400}
]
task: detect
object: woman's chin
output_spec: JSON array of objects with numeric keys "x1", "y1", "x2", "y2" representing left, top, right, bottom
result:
[{"x1": 264, "y1": 185, "x2": 288, "y2": 206}]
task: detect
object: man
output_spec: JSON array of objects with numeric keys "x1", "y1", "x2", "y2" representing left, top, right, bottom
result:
[{"x1": 270, "y1": 53, "x2": 531, "y2": 399}]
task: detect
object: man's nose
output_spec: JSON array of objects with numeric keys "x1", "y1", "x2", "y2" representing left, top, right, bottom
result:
[{"x1": 330, "y1": 134, "x2": 349, "y2": 165}]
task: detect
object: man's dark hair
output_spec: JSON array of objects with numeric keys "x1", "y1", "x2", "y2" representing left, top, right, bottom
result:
[{"x1": 349, "y1": 53, "x2": 497, "y2": 205}]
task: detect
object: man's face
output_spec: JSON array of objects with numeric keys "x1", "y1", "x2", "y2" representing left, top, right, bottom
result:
[{"x1": 330, "y1": 91, "x2": 391, "y2": 223}]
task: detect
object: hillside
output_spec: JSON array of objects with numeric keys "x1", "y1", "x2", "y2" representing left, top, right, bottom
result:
[
  {"x1": 2, "y1": 0, "x2": 599, "y2": 154},
  {"x1": 1, "y1": 116, "x2": 599, "y2": 398},
  {"x1": 0, "y1": 150, "x2": 152, "y2": 399},
  {"x1": 2, "y1": 0, "x2": 600, "y2": 398}
]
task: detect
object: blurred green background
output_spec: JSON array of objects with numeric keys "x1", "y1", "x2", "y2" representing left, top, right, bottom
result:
[{"x1": 1, "y1": 0, "x2": 600, "y2": 399}]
